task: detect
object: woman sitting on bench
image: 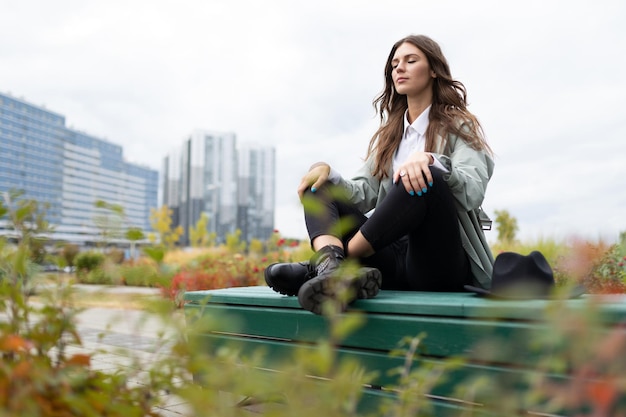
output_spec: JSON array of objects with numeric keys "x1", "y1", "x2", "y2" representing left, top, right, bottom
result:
[{"x1": 266, "y1": 34, "x2": 495, "y2": 315}]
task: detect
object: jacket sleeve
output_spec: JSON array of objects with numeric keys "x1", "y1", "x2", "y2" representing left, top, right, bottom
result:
[
  {"x1": 336, "y1": 156, "x2": 381, "y2": 213},
  {"x1": 432, "y1": 131, "x2": 494, "y2": 211}
]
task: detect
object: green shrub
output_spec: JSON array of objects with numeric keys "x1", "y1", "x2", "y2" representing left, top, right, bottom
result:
[
  {"x1": 80, "y1": 259, "x2": 125, "y2": 286},
  {"x1": 583, "y1": 242, "x2": 626, "y2": 293},
  {"x1": 82, "y1": 268, "x2": 114, "y2": 285},
  {"x1": 74, "y1": 251, "x2": 105, "y2": 276},
  {"x1": 119, "y1": 263, "x2": 159, "y2": 287}
]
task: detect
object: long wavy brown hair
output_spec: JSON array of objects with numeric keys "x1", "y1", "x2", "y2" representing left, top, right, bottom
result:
[{"x1": 367, "y1": 34, "x2": 492, "y2": 179}]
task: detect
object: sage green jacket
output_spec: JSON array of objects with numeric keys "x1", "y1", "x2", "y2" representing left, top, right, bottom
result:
[{"x1": 336, "y1": 128, "x2": 495, "y2": 290}]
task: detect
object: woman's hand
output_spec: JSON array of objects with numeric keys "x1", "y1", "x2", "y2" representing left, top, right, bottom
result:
[
  {"x1": 297, "y1": 163, "x2": 331, "y2": 199},
  {"x1": 393, "y1": 152, "x2": 434, "y2": 196}
]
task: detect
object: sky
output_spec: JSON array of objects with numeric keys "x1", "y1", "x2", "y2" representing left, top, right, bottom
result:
[{"x1": 1, "y1": 0, "x2": 625, "y2": 244}]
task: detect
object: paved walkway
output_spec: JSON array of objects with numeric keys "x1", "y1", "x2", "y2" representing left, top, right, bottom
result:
[{"x1": 68, "y1": 285, "x2": 193, "y2": 416}]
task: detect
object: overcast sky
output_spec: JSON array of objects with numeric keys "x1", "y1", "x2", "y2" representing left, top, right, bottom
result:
[{"x1": 2, "y1": 0, "x2": 625, "y2": 244}]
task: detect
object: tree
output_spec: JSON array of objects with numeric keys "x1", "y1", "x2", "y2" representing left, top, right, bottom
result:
[
  {"x1": 188, "y1": 213, "x2": 209, "y2": 247},
  {"x1": 148, "y1": 205, "x2": 183, "y2": 248},
  {"x1": 225, "y1": 229, "x2": 247, "y2": 253},
  {"x1": 125, "y1": 227, "x2": 145, "y2": 260},
  {"x1": 93, "y1": 199, "x2": 125, "y2": 247},
  {"x1": 494, "y1": 209, "x2": 518, "y2": 243},
  {"x1": 0, "y1": 190, "x2": 52, "y2": 291},
  {"x1": 2, "y1": 189, "x2": 52, "y2": 264},
  {"x1": 249, "y1": 238, "x2": 264, "y2": 255}
]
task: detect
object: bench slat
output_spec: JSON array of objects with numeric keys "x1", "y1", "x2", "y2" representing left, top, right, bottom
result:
[
  {"x1": 185, "y1": 286, "x2": 626, "y2": 323},
  {"x1": 189, "y1": 331, "x2": 569, "y2": 416},
  {"x1": 186, "y1": 302, "x2": 598, "y2": 367}
]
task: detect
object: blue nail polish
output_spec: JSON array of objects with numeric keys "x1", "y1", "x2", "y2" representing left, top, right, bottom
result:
[
  {"x1": 422, "y1": 187, "x2": 427, "y2": 193},
  {"x1": 428, "y1": 181, "x2": 433, "y2": 187},
  {"x1": 311, "y1": 187, "x2": 317, "y2": 193},
  {"x1": 417, "y1": 191, "x2": 422, "y2": 197},
  {"x1": 409, "y1": 190, "x2": 415, "y2": 196}
]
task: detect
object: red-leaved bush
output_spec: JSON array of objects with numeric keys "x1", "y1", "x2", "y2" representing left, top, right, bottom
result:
[
  {"x1": 554, "y1": 237, "x2": 626, "y2": 294},
  {"x1": 162, "y1": 252, "x2": 261, "y2": 305}
]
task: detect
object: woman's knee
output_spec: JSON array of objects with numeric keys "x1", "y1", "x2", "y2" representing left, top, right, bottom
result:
[{"x1": 429, "y1": 167, "x2": 446, "y2": 185}]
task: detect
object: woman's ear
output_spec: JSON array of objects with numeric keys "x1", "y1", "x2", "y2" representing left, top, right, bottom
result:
[{"x1": 431, "y1": 71, "x2": 437, "y2": 78}]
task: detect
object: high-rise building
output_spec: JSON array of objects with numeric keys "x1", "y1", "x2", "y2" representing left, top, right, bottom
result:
[
  {"x1": 237, "y1": 144, "x2": 276, "y2": 242},
  {"x1": 163, "y1": 130, "x2": 275, "y2": 245},
  {"x1": 0, "y1": 92, "x2": 158, "y2": 245},
  {"x1": 163, "y1": 130, "x2": 237, "y2": 245}
]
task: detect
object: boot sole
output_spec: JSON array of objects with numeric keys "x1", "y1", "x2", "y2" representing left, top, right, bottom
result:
[{"x1": 297, "y1": 267, "x2": 382, "y2": 315}]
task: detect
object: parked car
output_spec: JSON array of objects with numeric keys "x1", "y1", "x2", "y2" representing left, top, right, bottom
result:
[{"x1": 41, "y1": 263, "x2": 59, "y2": 272}]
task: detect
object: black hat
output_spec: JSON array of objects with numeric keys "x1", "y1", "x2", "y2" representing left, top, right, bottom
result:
[{"x1": 464, "y1": 251, "x2": 586, "y2": 299}]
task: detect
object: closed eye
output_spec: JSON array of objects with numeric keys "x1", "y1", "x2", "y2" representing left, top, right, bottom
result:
[{"x1": 391, "y1": 55, "x2": 419, "y2": 69}]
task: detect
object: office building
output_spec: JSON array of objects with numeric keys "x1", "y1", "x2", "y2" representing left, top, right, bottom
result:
[
  {"x1": 237, "y1": 144, "x2": 276, "y2": 242},
  {"x1": 162, "y1": 130, "x2": 275, "y2": 245},
  {"x1": 0, "y1": 91, "x2": 158, "y2": 245}
]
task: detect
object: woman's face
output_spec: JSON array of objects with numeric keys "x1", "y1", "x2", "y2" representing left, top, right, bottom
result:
[{"x1": 391, "y1": 42, "x2": 435, "y2": 98}]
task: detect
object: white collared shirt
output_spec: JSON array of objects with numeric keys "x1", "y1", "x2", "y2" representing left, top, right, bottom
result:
[{"x1": 393, "y1": 106, "x2": 448, "y2": 173}]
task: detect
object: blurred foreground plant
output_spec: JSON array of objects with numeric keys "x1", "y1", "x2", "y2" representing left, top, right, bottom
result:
[
  {"x1": 451, "y1": 296, "x2": 626, "y2": 416},
  {"x1": 0, "y1": 206, "x2": 176, "y2": 415}
]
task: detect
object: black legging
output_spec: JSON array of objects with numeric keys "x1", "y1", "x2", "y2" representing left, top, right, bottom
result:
[{"x1": 303, "y1": 168, "x2": 471, "y2": 291}]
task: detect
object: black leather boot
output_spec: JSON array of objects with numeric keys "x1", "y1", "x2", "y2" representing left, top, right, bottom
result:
[
  {"x1": 264, "y1": 261, "x2": 314, "y2": 296},
  {"x1": 297, "y1": 245, "x2": 382, "y2": 315},
  {"x1": 265, "y1": 245, "x2": 345, "y2": 296}
]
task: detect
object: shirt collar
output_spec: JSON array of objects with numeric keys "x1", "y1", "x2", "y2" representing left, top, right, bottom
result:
[{"x1": 403, "y1": 105, "x2": 431, "y2": 138}]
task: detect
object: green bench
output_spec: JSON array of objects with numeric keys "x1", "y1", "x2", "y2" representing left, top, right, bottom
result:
[{"x1": 183, "y1": 286, "x2": 626, "y2": 416}]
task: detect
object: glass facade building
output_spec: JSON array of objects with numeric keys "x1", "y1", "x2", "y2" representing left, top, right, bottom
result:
[
  {"x1": 0, "y1": 92, "x2": 158, "y2": 245},
  {"x1": 237, "y1": 144, "x2": 276, "y2": 242},
  {"x1": 163, "y1": 130, "x2": 275, "y2": 245}
]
